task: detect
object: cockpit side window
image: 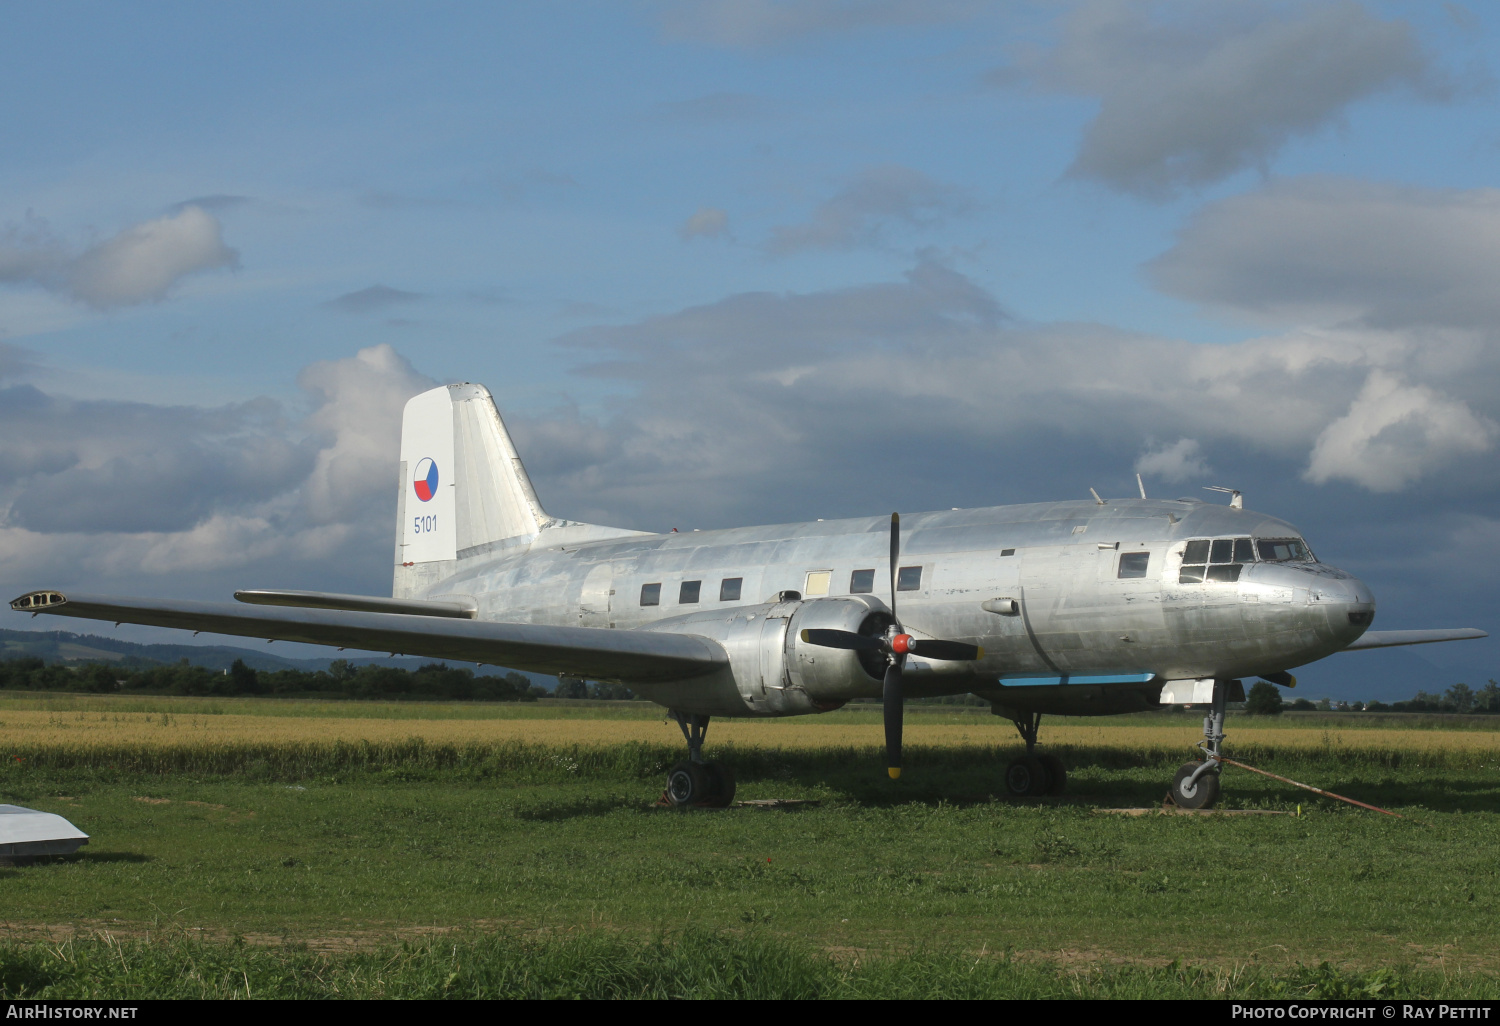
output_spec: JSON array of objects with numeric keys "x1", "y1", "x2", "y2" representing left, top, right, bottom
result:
[
  {"x1": 1257, "y1": 538, "x2": 1313, "y2": 562},
  {"x1": 1179, "y1": 536, "x2": 1254, "y2": 584}
]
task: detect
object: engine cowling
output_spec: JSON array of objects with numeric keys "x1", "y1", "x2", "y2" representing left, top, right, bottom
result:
[
  {"x1": 635, "y1": 595, "x2": 893, "y2": 716},
  {"x1": 783, "y1": 596, "x2": 893, "y2": 701}
]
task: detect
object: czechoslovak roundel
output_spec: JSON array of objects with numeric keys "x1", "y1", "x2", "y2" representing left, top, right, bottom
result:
[{"x1": 413, "y1": 457, "x2": 439, "y2": 502}]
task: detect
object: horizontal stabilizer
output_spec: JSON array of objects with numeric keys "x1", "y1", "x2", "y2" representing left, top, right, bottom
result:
[
  {"x1": 1341, "y1": 628, "x2": 1487, "y2": 651},
  {"x1": 10, "y1": 590, "x2": 726, "y2": 684},
  {"x1": 235, "y1": 589, "x2": 476, "y2": 619}
]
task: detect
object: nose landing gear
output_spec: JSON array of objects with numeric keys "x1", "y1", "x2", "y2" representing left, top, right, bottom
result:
[
  {"x1": 1169, "y1": 679, "x2": 1233, "y2": 809},
  {"x1": 665, "y1": 711, "x2": 737, "y2": 808},
  {"x1": 1003, "y1": 712, "x2": 1067, "y2": 798}
]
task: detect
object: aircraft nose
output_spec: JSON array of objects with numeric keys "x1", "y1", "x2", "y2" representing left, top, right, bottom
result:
[{"x1": 1319, "y1": 572, "x2": 1376, "y2": 646}]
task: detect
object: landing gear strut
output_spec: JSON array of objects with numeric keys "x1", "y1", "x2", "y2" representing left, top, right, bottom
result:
[
  {"x1": 1170, "y1": 680, "x2": 1228, "y2": 809},
  {"x1": 665, "y1": 711, "x2": 736, "y2": 808},
  {"x1": 1004, "y1": 711, "x2": 1067, "y2": 798}
]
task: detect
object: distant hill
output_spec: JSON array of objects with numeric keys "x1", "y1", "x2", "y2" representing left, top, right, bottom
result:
[{"x1": 0, "y1": 627, "x2": 556, "y2": 687}]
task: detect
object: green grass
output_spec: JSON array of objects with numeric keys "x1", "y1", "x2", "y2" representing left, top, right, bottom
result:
[
  {"x1": 2, "y1": 701, "x2": 1498, "y2": 998},
  {"x1": 3, "y1": 932, "x2": 1491, "y2": 999}
]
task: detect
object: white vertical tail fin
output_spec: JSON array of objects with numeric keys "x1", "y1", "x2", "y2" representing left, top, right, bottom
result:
[{"x1": 394, "y1": 383, "x2": 550, "y2": 597}]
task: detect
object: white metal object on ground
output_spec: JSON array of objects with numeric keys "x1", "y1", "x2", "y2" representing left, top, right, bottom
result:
[{"x1": 0, "y1": 805, "x2": 89, "y2": 857}]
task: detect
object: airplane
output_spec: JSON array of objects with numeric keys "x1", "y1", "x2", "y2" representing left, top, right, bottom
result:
[{"x1": 12, "y1": 382, "x2": 1487, "y2": 810}]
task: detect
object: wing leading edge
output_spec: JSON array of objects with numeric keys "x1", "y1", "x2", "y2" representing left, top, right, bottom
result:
[
  {"x1": 9, "y1": 591, "x2": 726, "y2": 684},
  {"x1": 1341, "y1": 628, "x2": 1488, "y2": 651}
]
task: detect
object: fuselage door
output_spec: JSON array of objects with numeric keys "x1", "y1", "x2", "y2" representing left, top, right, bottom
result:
[{"x1": 577, "y1": 562, "x2": 615, "y2": 628}]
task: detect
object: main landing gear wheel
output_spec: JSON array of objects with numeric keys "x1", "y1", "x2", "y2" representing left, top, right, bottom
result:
[
  {"x1": 1004, "y1": 755, "x2": 1051, "y2": 797},
  {"x1": 1004, "y1": 712, "x2": 1066, "y2": 797},
  {"x1": 1037, "y1": 753, "x2": 1067, "y2": 797},
  {"x1": 1171, "y1": 761, "x2": 1220, "y2": 810},
  {"x1": 666, "y1": 760, "x2": 735, "y2": 807},
  {"x1": 665, "y1": 710, "x2": 736, "y2": 808}
]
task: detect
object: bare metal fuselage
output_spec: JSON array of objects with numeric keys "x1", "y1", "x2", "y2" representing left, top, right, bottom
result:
[{"x1": 419, "y1": 497, "x2": 1374, "y2": 718}]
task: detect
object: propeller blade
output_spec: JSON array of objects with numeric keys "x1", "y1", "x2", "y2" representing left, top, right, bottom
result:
[
  {"x1": 888, "y1": 512, "x2": 900, "y2": 622},
  {"x1": 799, "y1": 628, "x2": 884, "y2": 652},
  {"x1": 909, "y1": 639, "x2": 985, "y2": 661},
  {"x1": 883, "y1": 658, "x2": 904, "y2": 780}
]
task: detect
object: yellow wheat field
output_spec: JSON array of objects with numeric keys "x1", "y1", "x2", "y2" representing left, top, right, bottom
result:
[{"x1": 2, "y1": 708, "x2": 1498, "y2": 755}]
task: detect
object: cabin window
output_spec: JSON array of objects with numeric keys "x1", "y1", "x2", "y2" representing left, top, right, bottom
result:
[
  {"x1": 897, "y1": 566, "x2": 923, "y2": 591},
  {"x1": 640, "y1": 583, "x2": 661, "y2": 606},
  {"x1": 679, "y1": 580, "x2": 701, "y2": 604},
  {"x1": 1210, "y1": 539, "x2": 1234, "y2": 563},
  {"x1": 1182, "y1": 540, "x2": 1210, "y2": 564},
  {"x1": 1233, "y1": 538, "x2": 1255, "y2": 563},
  {"x1": 850, "y1": 569, "x2": 875, "y2": 594},
  {"x1": 1117, "y1": 552, "x2": 1150, "y2": 579},
  {"x1": 1258, "y1": 537, "x2": 1312, "y2": 562},
  {"x1": 804, "y1": 570, "x2": 831, "y2": 597},
  {"x1": 1001, "y1": 548, "x2": 1015, "y2": 557},
  {"x1": 719, "y1": 577, "x2": 742, "y2": 602},
  {"x1": 1206, "y1": 564, "x2": 1242, "y2": 583}
]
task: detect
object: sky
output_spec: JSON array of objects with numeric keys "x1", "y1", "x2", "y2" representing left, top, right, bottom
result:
[{"x1": 1, "y1": 0, "x2": 1496, "y2": 698}]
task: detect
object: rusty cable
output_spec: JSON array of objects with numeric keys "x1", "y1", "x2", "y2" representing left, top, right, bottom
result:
[{"x1": 1213, "y1": 755, "x2": 1409, "y2": 820}]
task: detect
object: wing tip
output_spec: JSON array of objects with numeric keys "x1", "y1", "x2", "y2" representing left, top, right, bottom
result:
[{"x1": 10, "y1": 590, "x2": 67, "y2": 612}]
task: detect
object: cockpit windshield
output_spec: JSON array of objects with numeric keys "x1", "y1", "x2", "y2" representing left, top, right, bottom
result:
[
  {"x1": 1257, "y1": 538, "x2": 1313, "y2": 562},
  {"x1": 1178, "y1": 534, "x2": 1316, "y2": 583}
]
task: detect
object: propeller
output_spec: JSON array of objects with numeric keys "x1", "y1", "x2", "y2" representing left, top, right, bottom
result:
[{"x1": 798, "y1": 512, "x2": 984, "y2": 780}]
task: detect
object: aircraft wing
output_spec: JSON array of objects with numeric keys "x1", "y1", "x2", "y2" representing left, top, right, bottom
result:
[
  {"x1": 9, "y1": 590, "x2": 727, "y2": 684},
  {"x1": 1341, "y1": 628, "x2": 1488, "y2": 651}
]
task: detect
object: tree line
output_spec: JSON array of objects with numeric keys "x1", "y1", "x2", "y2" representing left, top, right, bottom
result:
[
  {"x1": 1245, "y1": 679, "x2": 1500, "y2": 716},
  {"x1": 0, "y1": 654, "x2": 1487, "y2": 710},
  {"x1": 0, "y1": 656, "x2": 559, "y2": 701}
]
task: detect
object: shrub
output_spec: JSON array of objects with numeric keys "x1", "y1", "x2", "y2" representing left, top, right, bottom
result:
[{"x1": 1244, "y1": 681, "x2": 1283, "y2": 716}]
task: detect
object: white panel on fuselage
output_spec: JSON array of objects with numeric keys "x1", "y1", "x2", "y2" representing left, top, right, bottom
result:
[{"x1": 400, "y1": 387, "x2": 458, "y2": 564}]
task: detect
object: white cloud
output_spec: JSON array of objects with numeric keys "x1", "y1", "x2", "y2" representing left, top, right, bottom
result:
[
  {"x1": 679, "y1": 207, "x2": 731, "y2": 241},
  {"x1": 766, "y1": 165, "x2": 971, "y2": 254},
  {"x1": 1151, "y1": 177, "x2": 1500, "y2": 328},
  {"x1": 322, "y1": 284, "x2": 425, "y2": 314},
  {"x1": 0, "y1": 206, "x2": 238, "y2": 309},
  {"x1": 510, "y1": 261, "x2": 1500, "y2": 539},
  {"x1": 298, "y1": 344, "x2": 436, "y2": 524},
  {"x1": 1305, "y1": 371, "x2": 1498, "y2": 491},
  {"x1": 1005, "y1": 1, "x2": 1440, "y2": 199},
  {"x1": 1135, "y1": 438, "x2": 1209, "y2": 482},
  {"x1": 0, "y1": 345, "x2": 431, "y2": 592}
]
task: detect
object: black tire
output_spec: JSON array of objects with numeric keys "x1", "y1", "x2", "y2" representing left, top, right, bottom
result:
[
  {"x1": 666, "y1": 760, "x2": 713, "y2": 806},
  {"x1": 1037, "y1": 753, "x2": 1067, "y2": 796},
  {"x1": 1171, "y1": 761, "x2": 1220, "y2": 810},
  {"x1": 703, "y1": 763, "x2": 737, "y2": 808},
  {"x1": 1004, "y1": 755, "x2": 1051, "y2": 797}
]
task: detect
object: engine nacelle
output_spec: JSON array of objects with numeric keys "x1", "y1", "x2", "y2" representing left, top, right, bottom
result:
[
  {"x1": 783, "y1": 596, "x2": 893, "y2": 701},
  {"x1": 635, "y1": 595, "x2": 892, "y2": 716}
]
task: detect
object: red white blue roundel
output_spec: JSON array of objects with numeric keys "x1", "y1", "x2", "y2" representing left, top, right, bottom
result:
[{"x1": 413, "y1": 457, "x2": 439, "y2": 502}]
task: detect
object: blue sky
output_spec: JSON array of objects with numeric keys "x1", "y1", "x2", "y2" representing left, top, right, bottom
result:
[{"x1": 1, "y1": 1, "x2": 1496, "y2": 697}]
